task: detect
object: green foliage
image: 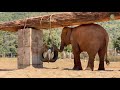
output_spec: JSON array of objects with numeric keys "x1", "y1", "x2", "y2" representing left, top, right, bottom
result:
[
  {"x1": 113, "y1": 37, "x2": 120, "y2": 50},
  {"x1": 0, "y1": 31, "x2": 17, "y2": 56},
  {"x1": 43, "y1": 28, "x2": 62, "y2": 48},
  {"x1": 0, "y1": 12, "x2": 59, "y2": 56},
  {"x1": 64, "y1": 45, "x2": 72, "y2": 52},
  {"x1": 96, "y1": 20, "x2": 120, "y2": 49},
  {"x1": 0, "y1": 12, "x2": 120, "y2": 57}
]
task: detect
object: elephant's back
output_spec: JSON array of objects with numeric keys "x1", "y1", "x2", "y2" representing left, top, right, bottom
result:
[
  {"x1": 73, "y1": 23, "x2": 108, "y2": 39},
  {"x1": 71, "y1": 23, "x2": 108, "y2": 51},
  {"x1": 75, "y1": 23, "x2": 106, "y2": 32}
]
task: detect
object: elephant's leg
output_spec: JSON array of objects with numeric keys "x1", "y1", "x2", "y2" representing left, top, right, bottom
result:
[
  {"x1": 85, "y1": 54, "x2": 96, "y2": 71},
  {"x1": 72, "y1": 44, "x2": 82, "y2": 70},
  {"x1": 98, "y1": 48, "x2": 105, "y2": 70},
  {"x1": 73, "y1": 52, "x2": 82, "y2": 70}
]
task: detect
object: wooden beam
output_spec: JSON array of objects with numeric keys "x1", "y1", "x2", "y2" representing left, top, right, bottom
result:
[{"x1": 0, "y1": 12, "x2": 120, "y2": 32}]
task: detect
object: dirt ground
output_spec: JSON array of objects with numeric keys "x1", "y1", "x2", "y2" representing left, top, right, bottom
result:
[{"x1": 0, "y1": 58, "x2": 120, "y2": 78}]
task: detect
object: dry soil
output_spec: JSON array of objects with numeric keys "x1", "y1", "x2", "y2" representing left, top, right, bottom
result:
[{"x1": 0, "y1": 58, "x2": 120, "y2": 78}]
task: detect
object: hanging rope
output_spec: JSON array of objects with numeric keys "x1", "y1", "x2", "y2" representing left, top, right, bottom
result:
[
  {"x1": 23, "y1": 18, "x2": 27, "y2": 29},
  {"x1": 48, "y1": 14, "x2": 54, "y2": 46},
  {"x1": 39, "y1": 14, "x2": 54, "y2": 46},
  {"x1": 39, "y1": 14, "x2": 59, "y2": 63},
  {"x1": 39, "y1": 16, "x2": 44, "y2": 29}
]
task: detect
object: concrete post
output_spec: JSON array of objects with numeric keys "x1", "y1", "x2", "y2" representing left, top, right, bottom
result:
[{"x1": 17, "y1": 28, "x2": 43, "y2": 69}]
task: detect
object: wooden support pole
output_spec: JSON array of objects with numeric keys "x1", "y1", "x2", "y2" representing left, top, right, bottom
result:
[{"x1": 17, "y1": 28, "x2": 43, "y2": 69}]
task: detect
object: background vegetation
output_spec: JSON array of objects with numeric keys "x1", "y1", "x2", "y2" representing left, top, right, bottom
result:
[{"x1": 0, "y1": 12, "x2": 120, "y2": 58}]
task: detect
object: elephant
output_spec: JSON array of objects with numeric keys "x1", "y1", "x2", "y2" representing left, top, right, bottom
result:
[{"x1": 54, "y1": 23, "x2": 110, "y2": 71}]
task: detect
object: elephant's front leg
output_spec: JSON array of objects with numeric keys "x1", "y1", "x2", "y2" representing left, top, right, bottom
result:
[{"x1": 72, "y1": 44, "x2": 82, "y2": 70}]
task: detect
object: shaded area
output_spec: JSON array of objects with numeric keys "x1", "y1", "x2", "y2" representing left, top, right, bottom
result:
[
  {"x1": 0, "y1": 69, "x2": 17, "y2": 71},
  {"x1": 42, "y1": 67, "x2": 59, "y2": 69}
]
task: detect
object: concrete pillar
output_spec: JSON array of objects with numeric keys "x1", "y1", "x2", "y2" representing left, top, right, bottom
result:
[{"x1": 17, "y1": 28, "x2": 43, "y2": 69}]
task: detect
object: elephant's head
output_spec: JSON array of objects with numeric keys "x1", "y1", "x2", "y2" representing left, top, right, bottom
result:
[{"x1": 56, "y1": 27, "x2": 72, "y2": 52}]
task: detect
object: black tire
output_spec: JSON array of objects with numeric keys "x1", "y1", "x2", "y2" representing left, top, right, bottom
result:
[
  {"x1": 49, "y1": 49, "x2": 58, "y2": 62},
  {"x1": 40, "y1": 46, "x2": 58, "y2": 62},
  {"x1": 40, "y1": 47, "x2": 49, "y2": 62}
]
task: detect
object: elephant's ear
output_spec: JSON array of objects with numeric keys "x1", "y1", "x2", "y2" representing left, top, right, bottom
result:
[
  {"x1": 60, "y1": 27, "x2": 72, "y2": 51},
  {"x1": 61, "y1": 27, "x2": 67, "y2": 40},
  {"x1": 66, "y1": 28, "x2": 72, "y2": 45}
]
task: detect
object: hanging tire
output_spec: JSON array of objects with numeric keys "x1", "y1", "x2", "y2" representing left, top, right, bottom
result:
[
  {"x1": 40, "y1": 45, "x2": 58, "y2": 62},
  {"x1": 49, "y1": 48, "x2": 58, "y2": 62},
  {"x1": 40, "y1": 48, "x2": 49, "y2": 62}
]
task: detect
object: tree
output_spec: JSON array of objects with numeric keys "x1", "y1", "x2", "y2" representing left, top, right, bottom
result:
[{"x1": 113, "y1": 37, "x2": 120, "y2": 53}]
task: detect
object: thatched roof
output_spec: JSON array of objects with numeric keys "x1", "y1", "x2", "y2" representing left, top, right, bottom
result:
[{"x1": 0, "y1": 12, "x2": 120, "y2": 32}]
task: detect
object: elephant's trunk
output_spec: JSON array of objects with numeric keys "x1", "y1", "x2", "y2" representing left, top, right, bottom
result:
[
  {"x1": 59, "y1": 43, "x2": 65, "y2": 52},
  {"x1": 53, "y1": 43, "x2": 65, "y2": 52}
]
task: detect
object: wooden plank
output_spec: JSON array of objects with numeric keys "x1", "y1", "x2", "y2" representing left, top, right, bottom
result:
[{"x1": 0, "y1": 12, "x2": 120, "y2": 32}]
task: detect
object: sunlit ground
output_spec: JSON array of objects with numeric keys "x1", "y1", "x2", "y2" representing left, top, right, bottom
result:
[{"x1": 0, "y1": 58, "x2": 120, "y2": 78}]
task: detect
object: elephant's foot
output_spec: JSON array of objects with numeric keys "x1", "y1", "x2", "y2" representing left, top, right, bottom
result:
[
  {"x1": 98, "y1": 67, "x2": 105, "y2": 70},
  {"x1": 98, "y1": 63, "x2": 105, "y2": 70},
  {"x1": 85, "y1": 67, "x2": 93, "y2": 71},
  {"x1": 73, "y1": 65, "x2": 82, "y2": 70}
]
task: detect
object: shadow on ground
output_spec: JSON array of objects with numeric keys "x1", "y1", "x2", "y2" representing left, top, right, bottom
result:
[
  {"x1": 42, "y1": 67, "x2": 59, "y2": 69},
  {"x1": 0, "y1": 69, "x2": 17, "y2": 71},
  {"x1": 63, "y1": 68, "x2": 115, "y2": 71},
  {"x1": 63, "y1": 68, "x2": 75, "y2": 71},
  {"x1": 94, "y1": 70, "x2": 114, "y2": 71}
]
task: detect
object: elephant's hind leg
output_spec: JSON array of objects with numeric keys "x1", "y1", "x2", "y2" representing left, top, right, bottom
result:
[
  {"x1": 85, "y1": 52, "x2": 96, "y2": 71},
  {"x1": 98, "y1": 48, "x2": 106, "y2": 70},
  {"x1": 85, "y1": 56, "x2": 95, "y2": 71}
]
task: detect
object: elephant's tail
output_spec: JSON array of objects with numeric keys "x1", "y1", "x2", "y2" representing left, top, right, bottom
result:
[
  {"x1": 105, "y1": 54, "x2": 110, "y2": 65},
  {"x1": 105, "y1": 35, "x2": 110, "y2": 65}
]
